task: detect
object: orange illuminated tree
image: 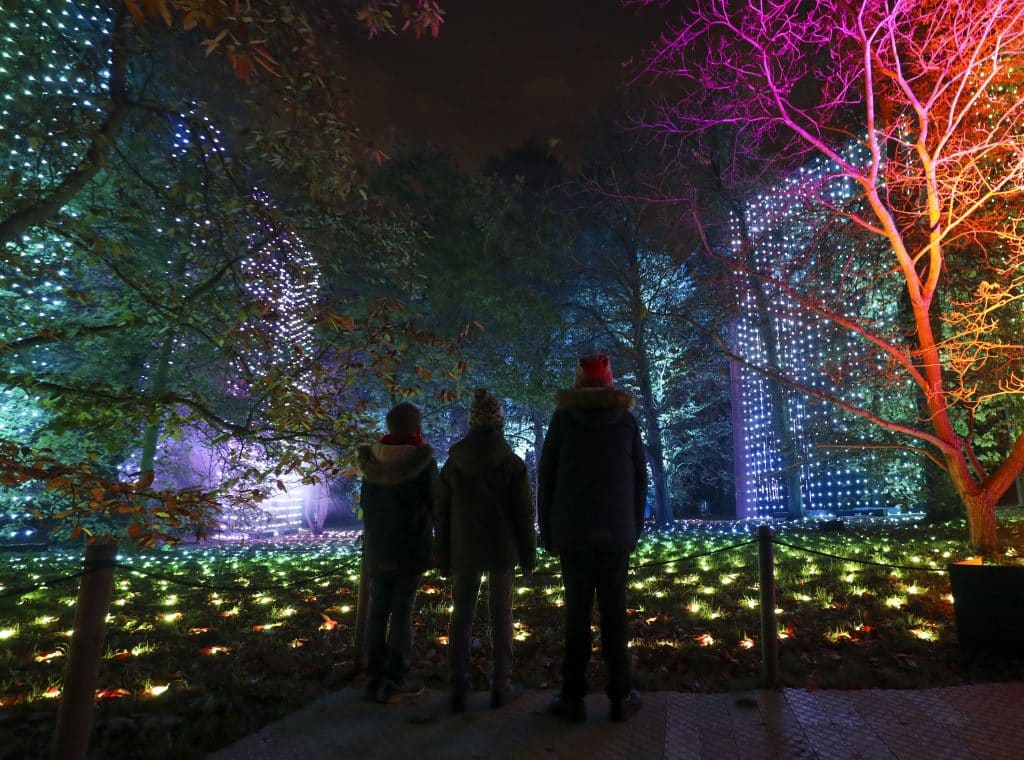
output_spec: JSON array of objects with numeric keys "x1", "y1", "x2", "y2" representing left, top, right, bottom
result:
[{"x1": 633, "y1": 0, "x2": 1024, "y2": 552}]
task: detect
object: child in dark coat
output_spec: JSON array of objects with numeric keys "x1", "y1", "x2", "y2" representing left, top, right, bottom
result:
[
  {"x1": 539, "y1": 354, "x2": 647, "y2": 723},
  {"x1": 434, "y1": 389, "x2": 536, "y2": 712},
  {"x1": 358, "y1": 402, "x2": 437, "y2": 703}
]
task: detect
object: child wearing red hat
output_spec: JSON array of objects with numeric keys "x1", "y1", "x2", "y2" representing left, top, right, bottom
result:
[{"x1": 539, "y1": 354, "x2": 647, "y2": 723}]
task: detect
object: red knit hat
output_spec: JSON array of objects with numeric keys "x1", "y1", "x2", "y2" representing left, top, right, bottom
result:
[{"x1": 575, "y1": 353, "x2": 614, "y2": 389}]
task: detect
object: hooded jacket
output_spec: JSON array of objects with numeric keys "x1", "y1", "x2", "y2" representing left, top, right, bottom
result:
[
  {"x1": 538, "y1": 388, "x2": 647, "y2": 553},
  {"x1": 434, "y1": 426, "x2": 536, "y2": 574},
  {"x1": 358, "y1": 442, "x2": 437, "y2": 578}
]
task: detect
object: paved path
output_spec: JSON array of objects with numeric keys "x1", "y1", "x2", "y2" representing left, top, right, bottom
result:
[{"x1": 210, "y1": 682, "x2": 1023, "y2": 759}]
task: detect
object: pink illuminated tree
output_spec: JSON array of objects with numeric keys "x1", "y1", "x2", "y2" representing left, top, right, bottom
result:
[{"x1": 633, "y1": 0, "x2": 1024, "y2": 552}]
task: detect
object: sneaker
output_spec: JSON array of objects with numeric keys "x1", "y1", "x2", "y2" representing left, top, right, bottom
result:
[
  {"x1": 548, "y1": 693, "x2": 586, "y2": 723},
  {"x1": 490, "y1": 683, "x2": 523, "y2": 709},
  {"x1": 609, "y1": 690, "x2": 642, "y2": 722},
  {"x1": 450, "y1": 692, "x2": 467, "y2": 713},
  {"x1": 364, "y1": 679, "x2": 385, "y2": 703},
  {"x1": 382, "y1": 679, "x2": 425, "y2": 703}
]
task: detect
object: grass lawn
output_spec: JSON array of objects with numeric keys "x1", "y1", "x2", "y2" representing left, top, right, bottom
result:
[{"x1": 2, "y1": 513, "x2": 1023, "y2": 759}]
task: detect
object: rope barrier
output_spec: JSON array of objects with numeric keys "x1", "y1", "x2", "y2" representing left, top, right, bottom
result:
[
  {"x1": 0, "y1": 568, "x2": 97, "y2": 601},
  {"x1": 520, "y1": 539, "x2": 759, "y2": 578},
  {"x1": 632, "y1": 538, "x2": 759, "y2": 570},
  {"x1": 0, "y1": 552, "x2": 364, "y2": 601},
  {"x1": 770, "y1": 538, "x2": 949, "y2": 574}
]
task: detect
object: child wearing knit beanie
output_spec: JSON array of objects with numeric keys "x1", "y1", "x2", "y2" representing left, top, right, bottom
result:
[{"x1": 435, "y1": 389, "x2": 536, "y2": 713}]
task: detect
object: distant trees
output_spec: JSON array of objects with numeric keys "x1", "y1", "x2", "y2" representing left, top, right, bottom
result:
[{"x1": 633, "y1": 0, "x2": 1024, "y2": 551}]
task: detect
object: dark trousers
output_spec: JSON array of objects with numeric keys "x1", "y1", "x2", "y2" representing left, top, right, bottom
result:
[
  {"x1": 365, "y1": 573, "x2": 421, "y2": 683},
  {"x1": 448, "y1": 567, "x2": 515, "y2": 694},
  {"x1": 559, "y1": 549, "x2": 631, "y2": 701}
]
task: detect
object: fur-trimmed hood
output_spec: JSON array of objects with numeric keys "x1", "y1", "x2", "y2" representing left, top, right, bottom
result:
[
  {"x1": 555, "y1": 388, "x2": 635, "y2": 411},
  {"x1": 555, "y1": 387, "x2": 636, "y2": 427},
  {"x1": 357, "y1": 443, "x2": 435, "y2": 486}
]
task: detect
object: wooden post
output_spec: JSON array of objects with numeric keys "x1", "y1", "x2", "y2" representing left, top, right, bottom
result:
[
  {"x1": 758, "y1": 525, "x2": 780, "y2": 688},
  {"x1": 353, "y1": 550, "x2": 369, "y2": 668},
  {"x1": 52, "y1": 543, "x2": 117, "y2": 760}
]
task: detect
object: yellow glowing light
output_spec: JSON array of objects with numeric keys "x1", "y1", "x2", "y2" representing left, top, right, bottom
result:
[
  {"x1": 147, "y1": 685, "x2": 169, "y2": 697},
  {"x1": 742, "y1": 597, "x2": 758, "y2": 610},
  {"x1": 276, "y1": 607, "x2": 297, "y2": 618},
  {"x1": 884, "y1": 596, "x2": 906, "y2": 609},
  {"x1": 162, "y1": 612, "x2": 182, "y2": 623},
  {"x1": 437, "y1": 635, "x2": 449, "y2": 645},
  {"x1": 162, "y1": 595, "x2": 178, "y2": 606},
  {"x1": 340, "y1": 605, "x2": 351, "y2": 614},
  {"x1": 201, "y1": 646, "x2": 229, "y2": 655},
  {"x1": 34, "y1": 650, "x2": 63, "y2": 662},
  {"x1": 695, "y1": 633, "x2": 715, "y2": 647},
  {"x1": 909, "y1": 628, "x2": 935, "y2": 641},
  {"x1": 0, "y1": 628, "x2": 18, "y2": 640},
  {"x1": 739, "y1": 637, "x2": 755, "y2": 649},
  {"x1": 33, "y1": 616, "x2": 58, "y2": 626}
]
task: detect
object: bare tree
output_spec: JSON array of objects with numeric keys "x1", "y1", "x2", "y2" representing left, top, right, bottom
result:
[{"x1": 632, "y1": 0, "x2": 1024, "y2": 552}]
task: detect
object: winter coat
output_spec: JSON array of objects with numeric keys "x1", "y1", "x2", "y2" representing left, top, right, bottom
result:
[
  {"x1": 434, "y1": 426, "x2": 537, "y2": 574},
  {"x1": 358, "y1": 443, "x2": 437, "y2": 579},
  {"x1": 538, "y1": 388, "x2": 647, "y2": 553}
]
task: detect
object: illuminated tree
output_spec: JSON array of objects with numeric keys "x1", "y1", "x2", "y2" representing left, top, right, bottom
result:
[
  {"x1": 634, "y1": 0, "x2": 1024, "y2": 551},
  {"x1": 0, "y1": 1, "x2": 458, "y2": 546}
]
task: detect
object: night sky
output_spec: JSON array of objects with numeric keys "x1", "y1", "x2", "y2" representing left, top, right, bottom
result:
[{"x1": 335, "y1": 0, "x2": 670, "y2": 167}]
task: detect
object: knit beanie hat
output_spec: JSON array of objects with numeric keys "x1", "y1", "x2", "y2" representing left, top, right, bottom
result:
[
  {"x1": 574, "y1": 353, "x2": 614, "y2": 389},
  {"x1": 469, "y1": 388, "x2": 505, "y2": 429}
]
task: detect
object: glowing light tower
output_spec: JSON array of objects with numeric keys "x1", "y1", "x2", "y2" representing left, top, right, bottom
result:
[
  {"x1": 227, "y1": 192, "x2": 322, "y2": 535},
  {"x1": 163, "y1": 116, "x2": 324, "y2": 536},
  {"x1": 730, "y1": 150, "x2": 913, "y2": 519}
]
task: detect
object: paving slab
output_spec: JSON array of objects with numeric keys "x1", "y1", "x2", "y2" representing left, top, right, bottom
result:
[{"x1": 209, "y1": 683, "x2": 1023, "y2": 760}]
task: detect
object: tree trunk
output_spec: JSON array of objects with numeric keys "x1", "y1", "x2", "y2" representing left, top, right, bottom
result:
[
  {"x1": 52, "y1": 543, "x2": 117, "y2": 760},
  {"x1": 964, "y1": 492, "x2": 998, "y2": 556},
  {"x1": 635, "y1": 342, "x2": 671, "y2": 525},
  {"x1": 531, "y1": 412, "x2": 545, "y2": 500}
]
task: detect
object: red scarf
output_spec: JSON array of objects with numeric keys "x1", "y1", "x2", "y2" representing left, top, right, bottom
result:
[{"x1": 380, "y1": 432, "x2": 424, "y2": 447}]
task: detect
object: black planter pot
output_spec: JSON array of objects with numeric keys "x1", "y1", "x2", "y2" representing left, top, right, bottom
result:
[{"x1": 948, "y1": 561, "x2": 1024, "y2": 651}]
